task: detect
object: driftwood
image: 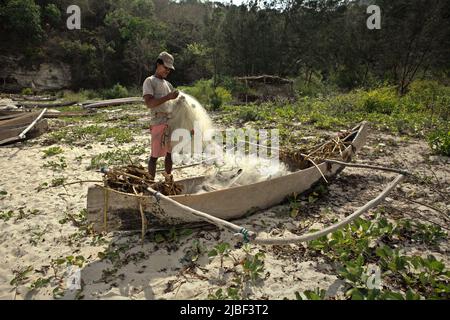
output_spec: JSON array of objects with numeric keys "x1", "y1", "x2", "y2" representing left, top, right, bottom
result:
[
  {"x1": 323, "y1": 159, "x2": 411, "y2": 176},
  {"x1": 10, "y1": 95, "x2": 56, "y2": 102},
  {"x1": 44, "y1": 111, "x2": 95, "y2": 118},
  {"x1": 0, "y1": 110, "x2": 95, "y2": 119},
  {"x1": 235, "y1": 75, "x2": 294, "y2": 85},
  {"x1": 18, "y1": 101, "x2": 78, "y2": 109},
  {"x1": 22, "y1": 96, "x2": 57, "y2": 102},
  {"x1": 83, "y1": 97, "x2": 143, "y2": 109}
]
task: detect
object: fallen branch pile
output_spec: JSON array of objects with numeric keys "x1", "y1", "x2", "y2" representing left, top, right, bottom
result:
[{"x1": 103, "y1": 165, "x2": 183, "y2": 196}]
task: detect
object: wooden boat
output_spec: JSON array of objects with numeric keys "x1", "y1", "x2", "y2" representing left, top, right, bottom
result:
[
  {"x1": 87, "y1": 122, "x2": 369, "y2": 233},
  {"x1": 0, "y1": 110, "x2": 94, "y2": 120},
  {"x1": 0, "y1": 110, "x2": 48, "y2": 145}
]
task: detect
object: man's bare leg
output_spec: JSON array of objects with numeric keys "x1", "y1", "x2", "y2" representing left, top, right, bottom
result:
[
  {"x1": 165, "y1": 153, "x2": 173, "y2": 175},
  {"x1": 148, "y1": 157, "x2": 157, "y2": 180}
]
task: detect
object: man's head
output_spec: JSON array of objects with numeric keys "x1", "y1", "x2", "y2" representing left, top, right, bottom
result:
[{"x1": 155, "y1": 51, "x2": 175, "y2": 79}]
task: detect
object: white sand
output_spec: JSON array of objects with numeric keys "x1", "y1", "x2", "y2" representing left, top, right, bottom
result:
[{"x1": 0, "y1": 118, "x2": 448, "y2": 300}]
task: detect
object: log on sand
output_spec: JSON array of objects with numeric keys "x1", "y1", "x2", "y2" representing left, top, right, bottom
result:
[
  {"x1": 83, "y1": 97, "x2": 143, "y2": 109},
  {"x1": 17, "y1": 101, "x2": 78, "y2": 109}
]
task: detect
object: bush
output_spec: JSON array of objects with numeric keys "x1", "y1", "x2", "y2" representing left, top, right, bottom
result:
[
  {"x1": 294, "y1": 74, "x2": 332, "y2": 98},
  {"x1": 21, "y1": 88, "x2": 33, "y2": 95},
  {"x1": 181, "y1": 79, "x2": 232, "y2": 110},
  {"x1": 180, "y1": 79, "x2": 213, "y2": 105},
  {"x1": 237, "y1": 106, "x2": 263, "y2": 122},
  {"x1": 428, "y1": 129, "x2": 450, "y2": 156},
  {"x1": 102, "y1": 83, "x2": 129, "y2": 99},
  {"x1": 42, "y1": 3, "x2": 61, "y2": 27},
  {"x1": 406, "y1": 80, "x2": 450, "y2": 120},
  {"x1": 359, "y1": 87, "x2": 399, "y2": 114},
  {"x1": 211, "y1": 87, "x2": 232, "y2": 110}
]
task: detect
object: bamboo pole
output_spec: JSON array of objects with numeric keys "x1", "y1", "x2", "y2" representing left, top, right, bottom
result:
[
  {"x1": 146, "y1": 187, "x2": 255, "y2": 237},
  {"x1": 147, "y1": 175, "x2": 405, "y2": 245},
  {"x1": 322, "y1": 159, "x2": 411, "y2": 176},
  {"x1": 253, "y1": 174, "x2": 405, "y2": 245},
  {"x1": 19, "y1": 108, "x2": 47, "y2": 139}
]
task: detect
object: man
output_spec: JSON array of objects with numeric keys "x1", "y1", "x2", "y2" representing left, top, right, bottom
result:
[{"x1": 143, "y1": 51, "x2": 179, "y2": 180}]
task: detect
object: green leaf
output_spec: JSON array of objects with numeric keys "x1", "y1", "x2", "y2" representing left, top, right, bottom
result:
[
  {"x1": 381, "y1": 291, "x2": 405, "y2": 300},
  {"x1": 154, "y1": 233, "x2": 165, "y2": 243},
  {"x1": 290, "y1": 208, "x2": 299, "y2": 218},
  {"x1": 405, "y1": 290, "x2": 421, "y2": 300},
  {"x1": 208, "y1": 249, "x2": 218, "y2": 257}
]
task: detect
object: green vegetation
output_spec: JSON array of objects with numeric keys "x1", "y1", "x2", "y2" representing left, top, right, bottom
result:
[
  {"x1": 21, "y1": 88, "x2": 33, "y2": 95},
  {"x1": 10, "y1": 266, "x2": 33, "y2": 300},
  {"x1": 45, "y1": 125, "x2": 135, "y2": 145},
  {"x1": 42, "y1": 156, "x2": 67, "y2": 172},
  {"x1": 42, "y1": 146, "x2": 64, "y2": 158},
  {"x1": 180, "y1": 79, "x2": 232, "y2": 110},
  {"x1": 208, "y1": 242, "x2": 231, "y2": 269},
  {"x1": 208, "y1": 244, "x2": 267, "y2": 300},
  {"x1": 2, "y1": 1, "x2": 449, "y2": 96},
  {"x1": 428, "y1": 129, "x2": 450, "y2": 157},
  {"x1": 150, "y1": 228, "x2": 194, "y2": 245},
  {"x1": 88, "y1": 145, "x2": 147, "y2": 170},
  {"x1": 0, "y1": 210, "x2": 14, "y2": 221},
  {"x1": 102, "y1": 83, "x2": 129, "y2": 99},
  {"x1": 42, "y1": 255, "x2": 87, "y2": 298},
  {"x1": 217, "y1": 80, "x2": 450, "y2": 155},
  {"x1": 1, "y1": 209, "x2": 42, "y2": 222},
  {"x1": 36, "y1": 177, "x2": 67, "y2": 191},
  {"x1": 304, "y1": 217, "x2": 449, "y2": 300}
]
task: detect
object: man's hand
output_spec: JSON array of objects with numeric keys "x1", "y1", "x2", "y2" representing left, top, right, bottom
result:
[{"x1": 167, "y1": 90, "x2": 179, "y2": 100}]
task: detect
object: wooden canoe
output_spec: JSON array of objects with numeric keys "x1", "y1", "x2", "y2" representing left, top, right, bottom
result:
[
  {"x1": 0, "y1": 112, "x2": 42, "y2": 129},
  {"x1": 0, "y1": 111, "x2": 49, "y2": 145},
  {"x1": 0, "y1": 110, "x2": 94, "y2": 120},
  {"x1": 87, "y1": 122, "x2": 369, "y2": 233}
]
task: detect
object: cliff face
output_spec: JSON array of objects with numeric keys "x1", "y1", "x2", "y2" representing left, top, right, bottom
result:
[{"x1": 0, "y1": 56, "x2": 72, "y2": 92}]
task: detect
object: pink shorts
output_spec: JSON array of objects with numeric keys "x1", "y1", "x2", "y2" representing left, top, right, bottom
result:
[{"x1": 150, "y1": 124, "x2": 171, "y2": 158}]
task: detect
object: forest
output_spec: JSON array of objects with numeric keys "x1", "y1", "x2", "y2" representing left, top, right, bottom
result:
[{"x1": 1, "y1": 0, "x2": 449, "y2": 92}]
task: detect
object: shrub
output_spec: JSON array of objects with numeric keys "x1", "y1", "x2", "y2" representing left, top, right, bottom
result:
[
  {"x1": 237, "y1": 106, "x2": 262, "y2": 122},
  {"x1": 359, "y1": 87, "x2": 399, "y2": 114},
  {"x1": 428, "y1": 129, "x2": 450, "y2": 156},
  {"x1": 180, "y1": 79, "x2": 214, "y2": 105},
  {"x1": 80, "y1": 89, "x2": 102, "y2": 100},
  {"x1": 211, "y1": 87, "x2": 233, "y2": 110},
  {"x1": 181, "y1": 79, "x2": 232, "y2": 110},
  {"x1": 21, "y1": 88, "x2": 33, "y2": 95},
  {"x1": 406, "y1": 80, "x2": 450, "y2": 120},
  {"x1": 102, "y1": 83, "x2": 129, "y2": 99},
  {"x1": 294, "y1": 74, "x2": 332, "y2": 97}
]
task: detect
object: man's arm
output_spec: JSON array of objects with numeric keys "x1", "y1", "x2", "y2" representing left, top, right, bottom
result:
[{"x1": 144, "y1": 90, "x2": 179, "y2": 109}]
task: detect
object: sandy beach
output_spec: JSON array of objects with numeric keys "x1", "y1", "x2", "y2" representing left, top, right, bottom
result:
[{"x1": 0, "y1": 107, "x2": 448, "y2": 300}]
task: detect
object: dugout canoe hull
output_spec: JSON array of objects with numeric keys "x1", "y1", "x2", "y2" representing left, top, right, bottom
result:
[
  {"x1": 87, "y1": 122, "x2": 369, "y2": 233},
  {"x1": 0, "y1": 111, "x2": 48, "y2": 145}
]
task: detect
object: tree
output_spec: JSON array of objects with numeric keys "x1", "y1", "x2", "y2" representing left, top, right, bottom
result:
[{"x1": 0, "y1": 0, "x2": 44, "y2": 49}]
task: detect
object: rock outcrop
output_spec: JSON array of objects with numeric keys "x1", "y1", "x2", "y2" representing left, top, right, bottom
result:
[{"x1": 0, "y1": 56, "x2": 72, "y2": 92}]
